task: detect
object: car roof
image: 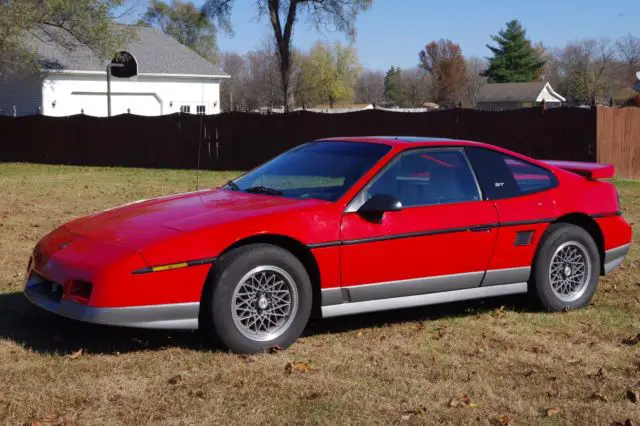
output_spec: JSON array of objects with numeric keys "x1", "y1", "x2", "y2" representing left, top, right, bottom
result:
[{"x1": 316, "y1": 136, "x2": 493, "y2": 149}]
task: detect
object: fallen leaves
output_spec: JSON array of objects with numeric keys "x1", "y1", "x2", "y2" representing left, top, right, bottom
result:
[
  {"x1": 301, "y1": 391, "x2": 322, "y2": 400},
  {"x1": 401, "y1": 405, "x2": 427, "y2": 421},
  {"x1": 591, "y1": 391, "x2": 608, "y2": 402},
  {"x1": 284, "y1": 360, "x2": 312, "y2": 374},
  {"x1": 523, "y1": 368, "x2": 537, "y2": 378},
  {"x1": 433, "y1": 326, "x2": 447, "y2": 339},
  {"x1": 69, "y1": 349, "x2": 83, "y2": 360},
  {"x1": 626, "y1": 389, "x2": 639, "y2": 404},
  {"x1": 611, "y1": 420, "x2": 634, "y2": 426},
  {"x1": 545, "y1": 407, "x2": 561, "y2": 417},
  {"x1": 622, "y1": 334, "x2": 640, "y2": 345},
  {"x1": 239, "y1": 354, "x2": 256, "y2": 364},
  {"x1": 589, "y1": 367, "x2": 607, "y2": 380},
  {"x1": 491, "y1": 305, "x2": 506, "y2": 318},
  {"x1": 268, "y1": 345, "x2": 284, "y2": 354},
  {"x1": 168, "y1": 375, "x2": 182, "y2": 385},
  {"x1": 188, "y1": 390, "x2": 205, "y2": 399},
  {"x1": 490, "y1": 415, "x2": 512, "y2": 425},
  {"x1": 447, "y1": 394, "x2": 478, "y2": 408}
]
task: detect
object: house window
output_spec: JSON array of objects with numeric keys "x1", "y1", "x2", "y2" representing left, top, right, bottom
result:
[
  {"x1": 196, "y1": 105, "x2": 206, "y2": 115},
  {"x1": 180, "y1": 105, "x2": 191, "y2": 113}
]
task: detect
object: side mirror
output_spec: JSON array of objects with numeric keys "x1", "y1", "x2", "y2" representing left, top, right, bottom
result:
[{"x1": 358, "y1": 194, "x2": 402, "y2": 217}]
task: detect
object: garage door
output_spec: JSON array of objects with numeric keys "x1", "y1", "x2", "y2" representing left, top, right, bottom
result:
[{"x1": 70, "y1": 93, "x2": 162, "y2": 116}]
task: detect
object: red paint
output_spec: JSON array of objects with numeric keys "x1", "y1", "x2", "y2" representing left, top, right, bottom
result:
[
  {"x1": 27, "y1": 137, "x2": 632, "y2": 309},
  {"x1": 542, "y1": 160, "x2": 615, "y2": 179},
  {"x1": 340, "y1": 201, "x2": 499, "y2": 285}
]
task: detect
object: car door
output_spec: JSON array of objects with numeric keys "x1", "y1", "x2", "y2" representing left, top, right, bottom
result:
[
  {"x1": 339, "y1": 148, "x2": 499, "y2": 303},
  {"x1": 465, "y1": 147, "x2": 560, "y2": 284}
]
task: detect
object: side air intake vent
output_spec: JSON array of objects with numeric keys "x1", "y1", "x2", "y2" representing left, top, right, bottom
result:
[{"x1": 514, "y1": 231, "x2": 534, "y2": 246}]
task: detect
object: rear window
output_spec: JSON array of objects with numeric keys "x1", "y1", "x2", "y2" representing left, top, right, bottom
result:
[
  {"x1": 505, "y1": 157, "x2": 555, "y2": 193},
  {"x1": 465, "y1": 147, "x2": 557, "y2": 200}
]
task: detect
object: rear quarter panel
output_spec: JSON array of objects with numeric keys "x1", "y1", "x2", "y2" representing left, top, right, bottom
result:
[{"x1": 549, "y1": 169, "x2": 631, "y2": 250}]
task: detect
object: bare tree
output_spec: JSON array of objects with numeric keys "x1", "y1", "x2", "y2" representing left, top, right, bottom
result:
[
  {"x1": 557, "y1": 39, "x2": 616, "y2": 103},
  {"x1": 462, "y1": 57, "x2": 487, "y2": 107},
  {"x1": 401, "y1": 67, "x2": 432, "y2": 107},
  {"x1": 616, "y1": 34, "x2": 640, "y2": 84},
  {"x1": 220, "y1": 52, "x2": 248, "y2": 111},
  {"x1": 203, "y1": 0, "x2": 373, "y2": 112},
  {"x1": 245, "y1": 43, "x2": 283, "y2": 110},
  {"x1": 355, "y1": 70, "x2": 385, "y2": 104}
]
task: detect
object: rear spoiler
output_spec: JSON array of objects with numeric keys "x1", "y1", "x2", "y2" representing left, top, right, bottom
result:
[{"x1": 541, "y1": 160, "x2": 615, "y2": 179}]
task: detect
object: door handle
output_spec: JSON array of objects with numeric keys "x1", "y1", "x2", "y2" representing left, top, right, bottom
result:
[{"x1": 470, "y1": 224, "x2": 493, "y2": 232}]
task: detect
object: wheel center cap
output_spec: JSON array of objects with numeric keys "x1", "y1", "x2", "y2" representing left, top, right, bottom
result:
[
  {"x1": 564, "y1": 266, "x2": 572, "y2": 277},
  {"x1": 258, "y1": 295, "x2": 269, "y2": 310}
]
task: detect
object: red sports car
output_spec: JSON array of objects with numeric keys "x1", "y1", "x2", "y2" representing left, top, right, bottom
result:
[{"x1": 24, "y1": 137, "x2": 632, "y2": 353}]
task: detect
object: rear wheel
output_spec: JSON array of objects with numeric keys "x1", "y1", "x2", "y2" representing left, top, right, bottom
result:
[
  {"x1": 530, "y1": 223, "x2": 600, "y2": 311},
  {"x1": 200, "y1": 244, "x2": 312, "y2": 353}
]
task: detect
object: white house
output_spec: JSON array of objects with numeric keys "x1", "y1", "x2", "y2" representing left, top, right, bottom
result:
[
  {"x1": 475, "y1": 82, "x2": 566, "y2": 111},
  {"x1": 0, "y1": 25, "x2": 229, "y2": 117}
]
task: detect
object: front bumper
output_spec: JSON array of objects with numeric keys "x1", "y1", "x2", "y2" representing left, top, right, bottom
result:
[
  {"x1": 603, "y1": 243, "x2": 631, "y2": 275},
  {"x1": 24, "y1": 274, "x2": 199, "y2": 330}
]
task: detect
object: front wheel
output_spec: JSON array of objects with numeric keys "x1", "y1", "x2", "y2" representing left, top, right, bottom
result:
[
  {"x1": 201, "y1": 244, "x2": 312, "y2": 353},
  {"x1": 530, "y1": 223, "x2": 600, "y2": 311}
]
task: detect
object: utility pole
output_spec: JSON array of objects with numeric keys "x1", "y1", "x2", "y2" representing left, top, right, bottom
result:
[{"x1": 106, "y1": 63, "x2": 125, "y2": 117}]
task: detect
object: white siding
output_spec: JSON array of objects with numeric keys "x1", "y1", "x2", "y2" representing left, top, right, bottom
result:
[
  {"x1": 0, "y1": 73, "x2": 43, "y2": 116},
  {"x1": 536, "y1": 86, "x2": 563, "y2": 103},
  {"x1": 41, "y1": 72, "x2": 223, "y2": 117}
]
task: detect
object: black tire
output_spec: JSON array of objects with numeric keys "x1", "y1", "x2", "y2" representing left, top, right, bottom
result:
[
  {"x1": 530, "y1": 223, "x2": 600, "y2": 312},
  {"x1": 200, "y1": 244, "x2": 312, "y2": 353}
]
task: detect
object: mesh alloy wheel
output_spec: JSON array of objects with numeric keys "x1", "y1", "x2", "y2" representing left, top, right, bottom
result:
[
  {"x1": 548, "y1": 241, "x2": 592, "y2": 302},
  {"x1": 231, "y1": 265, "x2": 299, "y2": 342}
]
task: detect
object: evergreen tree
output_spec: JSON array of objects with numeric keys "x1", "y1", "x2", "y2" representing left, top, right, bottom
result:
[
  {"x1": 384, "y1": 66, "x2": 404, "y2": 105},
  {"x1": 483, "y1": 19, "x2": 545, "y2": 83}
]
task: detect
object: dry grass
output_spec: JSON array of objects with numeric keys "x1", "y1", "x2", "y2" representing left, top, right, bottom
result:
[{"x1": 0, "y1": 163, "x2": 639, "y2": 425}]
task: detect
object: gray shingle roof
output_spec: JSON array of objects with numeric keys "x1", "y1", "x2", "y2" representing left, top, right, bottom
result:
[
  {"x1": 25, "y1": 24, "x2": 227, "y2": 76},
  {"x1": 476, "y1": 82, "x2": 548, "y2": 103}
]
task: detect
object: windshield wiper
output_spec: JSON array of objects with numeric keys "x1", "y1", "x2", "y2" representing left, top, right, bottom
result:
[
  {"x1": 244, "y1": 186, "x2": 283, "y2": 196},
  {"x1": 225, "y1": 180, "x2": 240, "y2": 191}
]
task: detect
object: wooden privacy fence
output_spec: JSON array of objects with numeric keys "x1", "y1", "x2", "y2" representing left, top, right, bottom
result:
[
  {"x1": 598, "y1": 107, "x2": 640, "y2": 179},
  {"x1": 0, "y1": 106, "x2": 615, "y2": 173}
]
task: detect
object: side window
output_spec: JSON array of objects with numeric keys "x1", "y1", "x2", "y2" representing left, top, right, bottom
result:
[
  {"x1": 465, "y1": 147, "x2": 557, "y2": 200},
  {"x1": 364, "y1": 149, "x2": 481, "y2": 208},
  {"x1": 180, "y1": 105, "x2": 191, "y2": 114},
  {"x1": 196, "y1": 105, "x2": 206, "y2": 115}
]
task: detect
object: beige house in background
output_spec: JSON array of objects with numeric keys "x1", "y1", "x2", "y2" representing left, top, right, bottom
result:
[{"x1": 476, "y1": 82, "x2": 566, "y2": 111}]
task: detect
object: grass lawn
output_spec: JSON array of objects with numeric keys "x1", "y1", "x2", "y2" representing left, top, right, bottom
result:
[{"x1": 0, "y1": 163, "x2": 638, "y2": 425}]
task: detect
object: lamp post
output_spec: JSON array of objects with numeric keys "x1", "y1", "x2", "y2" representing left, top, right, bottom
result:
[{"x1": 106, "y1": 63, "x2": 125, "y2": 117}]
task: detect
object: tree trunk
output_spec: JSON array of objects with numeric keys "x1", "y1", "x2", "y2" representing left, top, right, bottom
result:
[
  {"x1": 267, "y1": 0, "x2": 297, "y2": 113},
  {"x1": 277, "y1": 42, "x2": 292, "y2": 113}
]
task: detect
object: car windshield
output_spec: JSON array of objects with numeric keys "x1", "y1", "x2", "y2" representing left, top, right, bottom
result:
[{"x1": 227, "y1": 141, "x2": 391, "y2": 202}]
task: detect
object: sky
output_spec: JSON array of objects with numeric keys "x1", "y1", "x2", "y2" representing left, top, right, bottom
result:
[{"x1": 122, "y1": 0, "x2": 640, "y2": 71}]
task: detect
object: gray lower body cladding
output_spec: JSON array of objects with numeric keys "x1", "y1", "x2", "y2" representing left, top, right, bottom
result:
[{"x1": 320, "y1": 267, "x2": 531, "y2": 318}]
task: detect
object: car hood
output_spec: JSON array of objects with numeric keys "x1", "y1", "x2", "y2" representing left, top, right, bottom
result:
[{"x1": 64, "y1": 189, "x2": 326, "y2": 249}]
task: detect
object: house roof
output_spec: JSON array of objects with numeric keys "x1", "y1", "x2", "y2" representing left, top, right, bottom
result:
[
  {"x1": 476, "y1": 82, "x2": 562, "y2": 103},
  {"x1": 25, "y1": 24, "x2": 227, "y2": 77}
]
